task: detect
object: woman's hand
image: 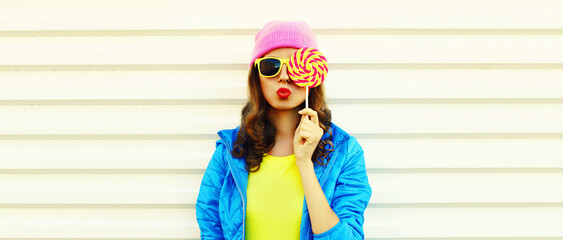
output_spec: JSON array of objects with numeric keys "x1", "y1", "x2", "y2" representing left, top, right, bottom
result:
[{"x1": 293, "y1": 108, "x2": 324, "y2": 164}]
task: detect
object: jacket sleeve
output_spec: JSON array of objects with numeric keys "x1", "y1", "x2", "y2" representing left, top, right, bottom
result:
[
  {"x1": 313, "y1": 136, "x2": 372, "y2": 240},
  {"x1": 196, "y1": 141, "x2": 228, "y2": 240}
]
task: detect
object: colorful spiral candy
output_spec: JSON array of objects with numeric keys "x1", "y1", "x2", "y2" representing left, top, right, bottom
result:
[{"x1": 288, "y1": 47, "x2": 327, "y2": 88}]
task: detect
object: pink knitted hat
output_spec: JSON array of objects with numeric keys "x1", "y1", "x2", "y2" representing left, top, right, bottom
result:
[{"x1": 249, "y1": 20, "x2": 318, "y2": 69}]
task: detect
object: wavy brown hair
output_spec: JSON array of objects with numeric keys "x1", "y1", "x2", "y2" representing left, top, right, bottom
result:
[{"x1": 231, "y1": 65, "x2": 334, "y2": 172}]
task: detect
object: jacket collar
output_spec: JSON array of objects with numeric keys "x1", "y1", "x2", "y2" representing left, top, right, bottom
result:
[{"x1": 216, "y1": 122, "x2": 350, "y2": 205}]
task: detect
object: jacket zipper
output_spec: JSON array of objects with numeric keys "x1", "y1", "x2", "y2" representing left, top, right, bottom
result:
[
  {"x1": 231, "y1": 169, "x2": 245, "y2": 240},
  {"x1": 221, "y1": 138, "x2": 245, "y2": 240},
  {"x1": 223, "y1": 140, "x2": 246, "y2": 240}
]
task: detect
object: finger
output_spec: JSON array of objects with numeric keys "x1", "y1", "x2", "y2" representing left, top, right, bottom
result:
[
  {"x1": 301, "y1": 111, "x2": 310, "y2": 120},
  {"x1": 294, "y1": 119, "x2": 302, "y2": 134},
  {"x1": 298, "y1": 108, "x2": 319, "y2": 125},
  {"x1": 299, "y1": 114, "x2": 306, "y2": 126},
  {"x1": 301, "y1": 118, "x2": 319, "y2": 129},
  {"x1": 308, "y1": 109, "x2": 319, "y2": 126}
]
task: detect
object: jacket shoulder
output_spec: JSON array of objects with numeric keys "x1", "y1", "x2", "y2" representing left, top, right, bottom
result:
[
  {"x1": 329, "y1": 123, "x2": 364, "y2": 164},
  {"x1": 216, "y1": 125, "x2": 241, "y2": 146},
  {"x1": 328, "y1": 122, "x2": 356, "y2": 148}
]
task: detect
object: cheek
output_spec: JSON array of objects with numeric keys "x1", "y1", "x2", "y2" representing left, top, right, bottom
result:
[
  {"x1": 259, "y1": 77, "x2": 267, "y2": 90},
  {"x1": 292, "y1": 86, "x2": 306, "y2": 97},
  {"x1": 259, "y1": 79, "x2": 274, "y2": 97}
]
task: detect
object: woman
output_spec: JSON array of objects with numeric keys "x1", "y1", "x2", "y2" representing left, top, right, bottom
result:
[{"x1": 196, "y1": 20, "x2": 372, "y2": 240}]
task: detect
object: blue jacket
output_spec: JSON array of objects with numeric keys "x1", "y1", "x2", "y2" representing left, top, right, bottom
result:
[{"x1": 196, "y1": 122, "x2": 372, "y2": 240}]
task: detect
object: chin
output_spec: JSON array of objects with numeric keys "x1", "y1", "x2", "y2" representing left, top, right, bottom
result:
[{"x1": 269, "y1": 101, "x2": 300, "y2": 110}]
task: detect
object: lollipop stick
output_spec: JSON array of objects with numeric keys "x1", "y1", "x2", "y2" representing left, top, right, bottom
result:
[
  {"x1": 305, "y1": 87, "x2": 310, "y2": 120},
  {"x1": 305, "y1": 86, "x2": 309, "y2": 109}
]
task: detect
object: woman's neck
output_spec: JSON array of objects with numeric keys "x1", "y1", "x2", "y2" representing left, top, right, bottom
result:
[{"x1": 268, "y1": 107, "x2": 300, "y2": 140}]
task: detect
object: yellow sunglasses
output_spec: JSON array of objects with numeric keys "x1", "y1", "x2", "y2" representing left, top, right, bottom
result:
[{"x1": 254, "y1": 57, "x2": 291, "y2": 78}]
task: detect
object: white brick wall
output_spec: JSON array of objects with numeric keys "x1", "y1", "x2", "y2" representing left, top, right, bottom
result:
[{"x1": 1, "y1": 0, "x2": 563, "y2": 239}]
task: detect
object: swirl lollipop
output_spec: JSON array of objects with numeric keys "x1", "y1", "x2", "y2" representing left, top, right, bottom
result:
[{"x1": 288, "y1": 47, "x2": 328, "y2": 109}]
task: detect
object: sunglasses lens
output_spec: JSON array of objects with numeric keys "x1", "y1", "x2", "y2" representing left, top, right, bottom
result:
[{"x1": 259, "y1": 58, "x2": 281, "y2": 76}]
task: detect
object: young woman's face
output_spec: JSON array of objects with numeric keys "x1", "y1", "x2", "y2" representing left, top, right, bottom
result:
[{"x1": 259, "y1": 47, "x2": 306, "y2": 110}]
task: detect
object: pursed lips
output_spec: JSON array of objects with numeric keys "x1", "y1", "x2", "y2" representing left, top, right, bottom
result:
[{"x1": 276, "y1": 88, "x2": 291, "y2": 98}]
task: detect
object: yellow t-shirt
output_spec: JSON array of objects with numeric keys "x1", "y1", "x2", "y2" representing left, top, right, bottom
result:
[{"x1": 245, "y1": 153, "x2": 304, "y2": 240}]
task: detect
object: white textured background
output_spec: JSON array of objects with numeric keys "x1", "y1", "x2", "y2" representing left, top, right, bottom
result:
[{"x1": 1, "y1": 0, "x2": 563, "y2": 239}]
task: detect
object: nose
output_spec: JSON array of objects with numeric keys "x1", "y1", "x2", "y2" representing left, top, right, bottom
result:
[{"x1": 278, "y1": 64, "x2": 291, "y2": 83}]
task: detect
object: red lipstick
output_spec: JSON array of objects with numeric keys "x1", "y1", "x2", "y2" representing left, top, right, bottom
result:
[{"x1": 276, "y1": 88, "x2": 291, "y2": 98}]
